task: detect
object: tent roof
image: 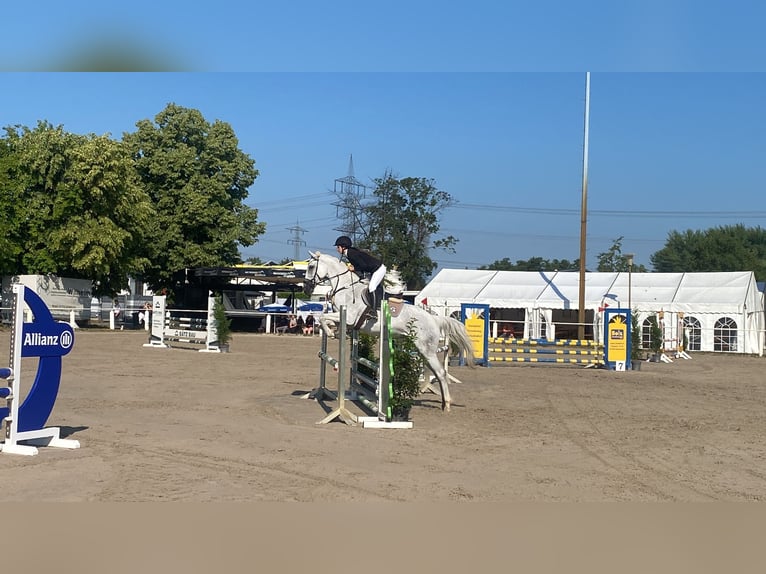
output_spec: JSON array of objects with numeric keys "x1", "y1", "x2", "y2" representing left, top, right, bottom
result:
[{"x1": 418, "y1": 270, "x2": 761, "y2": 314}]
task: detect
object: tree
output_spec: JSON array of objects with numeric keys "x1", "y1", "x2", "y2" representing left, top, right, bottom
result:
[
  {"x1": 480, "y1": 256, "x2": 580, "y2": 271},
  {"x1": 1, "y1": 122, "x2": 154, "y2": 295},
  {"x1": 651, "y1": 225, "x2": 766, "y2": 281},
  {"x1": 0, "y1": 130, "x2": 25, "y2": 275},
  {"x1": 360, "y1": 173, "x2": 456, "y2": 290},
  {"x1": 242, "y1": 256, "x2": 265, "y2": 265},
  {"x1": 123, "y1": 103, "x2": 265, "y2": 292},
  {"x1": 596, "y1": 236, "x2": 649, "y2": 272}
]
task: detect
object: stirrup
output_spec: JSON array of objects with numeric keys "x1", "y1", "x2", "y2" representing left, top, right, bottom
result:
[{"x1": 352, "y1": 306, "x2": 377, "y2": 330}]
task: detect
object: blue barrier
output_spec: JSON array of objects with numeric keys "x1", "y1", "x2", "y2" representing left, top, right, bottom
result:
[{"x1": 1, "y1": 284, "x2": 80, "y2": 456}]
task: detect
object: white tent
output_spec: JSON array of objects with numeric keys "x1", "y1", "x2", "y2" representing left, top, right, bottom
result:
[{"x1": 416, "y1": 270, "x2": 765, "y2": 356}]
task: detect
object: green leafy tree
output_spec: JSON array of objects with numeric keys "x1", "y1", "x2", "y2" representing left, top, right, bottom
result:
[
  {"x1": 360, "y1": 173, "x2": 456, "y2": 291},
  {"x1": 0, "y1": 130, "x2": 25, "y2": 275},
  {"x1": 651, "y1": 225, "x2": 766, "y2": 281},
  {"x1": 1, "y1": 122, "x2": 154, "y2": 295},
  {"x1": 480, "y1": 256, "x2": 580, "y2": 271},
  {"x1": 596, "y1": 236, "x2": 649, "y2": 272},
  {"x1": 124, "y1": 103, "x2": 265, "y2": 291}
]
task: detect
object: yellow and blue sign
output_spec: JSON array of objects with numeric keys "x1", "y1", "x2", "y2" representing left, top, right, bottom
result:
[
  {"x1": 461, "y1": 303, "x2": 489, "y2": 366},
  {"x1": 604, "y1": 308, "x2": 631, "y2": 371}
]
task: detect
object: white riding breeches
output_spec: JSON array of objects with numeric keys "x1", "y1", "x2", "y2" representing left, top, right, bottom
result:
[{"x1": 369, "y1": 264, "x2": 386, "y2": 293}]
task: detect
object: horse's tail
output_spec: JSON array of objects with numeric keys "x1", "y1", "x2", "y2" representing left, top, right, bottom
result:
[{"x1": 435, "y1": 316, "x2": 476, "y2": 367}]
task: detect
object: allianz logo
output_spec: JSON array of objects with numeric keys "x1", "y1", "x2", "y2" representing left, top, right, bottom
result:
[{"x1": 23, "y1": 331, "x2": 74, "y2": 350}]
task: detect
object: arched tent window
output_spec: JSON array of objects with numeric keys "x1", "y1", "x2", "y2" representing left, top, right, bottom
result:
[
  {"x1": 682, "y1": 316, "x2": 701, "y2": 351},
  {"x1": 714, "y1": 317, "x2": 738, "y2": 352}
]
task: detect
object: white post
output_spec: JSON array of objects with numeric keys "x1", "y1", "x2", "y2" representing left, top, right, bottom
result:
[
  {"x1": 201, "y1": 296, "x2": 220, "y2": 353},
  {"x1": 142, "y1": 296, "x2": 168, "y2": 348}
]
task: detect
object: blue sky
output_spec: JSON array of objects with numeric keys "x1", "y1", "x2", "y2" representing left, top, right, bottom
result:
[
  {"x1": 3, "y1": 2, "x2": 766, "y2": 72},
  {"x1": 2, "y1": 73, "x2": 765, "y2": 275}
]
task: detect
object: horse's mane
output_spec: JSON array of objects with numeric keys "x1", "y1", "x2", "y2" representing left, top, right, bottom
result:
[
  {"x1": 314, "y1": 251, "x2": 343, "y2": 268},
  {"x1": 384, "y1": 268, "x2": 406, "y2": 295}
]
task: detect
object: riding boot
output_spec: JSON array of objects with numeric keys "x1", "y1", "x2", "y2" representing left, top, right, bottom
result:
[{"x1": 368, "y1": 289, "x2": 380, "y2": 319}]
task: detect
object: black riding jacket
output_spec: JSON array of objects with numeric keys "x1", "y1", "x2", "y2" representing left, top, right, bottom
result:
[{"x1": 344, "y1": 247, "x2": 383, "y2": 276}]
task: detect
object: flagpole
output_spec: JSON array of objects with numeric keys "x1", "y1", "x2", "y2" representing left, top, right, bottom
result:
[{"x1": 578, "y1": 72, "x2": 590, "y2": 341}]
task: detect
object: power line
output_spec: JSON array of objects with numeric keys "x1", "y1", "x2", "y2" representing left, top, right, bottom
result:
[
  {"x1": 254, "y1": 191, "x2": 334, "y2": 208},
  {"x1": 253, "y1": 194, "x2": 766, "y2": 220},
  {"x1": 454, "y1": 202, "x2": 766, "y2": 219},
  {"x1": 440, "y1": 227, "x2": 665, "y2": 245}
]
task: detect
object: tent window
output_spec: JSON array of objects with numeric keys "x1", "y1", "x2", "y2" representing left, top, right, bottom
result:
[
  {"x1": 714, "y1": 317, "x2": 738, "y2": 352},
  {"x1": 682, "y1": 316, "x2": 701, "y2": 351}
]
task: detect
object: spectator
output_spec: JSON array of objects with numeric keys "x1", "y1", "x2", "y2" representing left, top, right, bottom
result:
[
  {"x1": 138, "y1": 302, "x2": 152, "y2": 326},
  {"x1": 277, "y1": 314, "x2": 298, "y2": 335},
  {"x1": 302, "y1": 314, "x2": 315, "y2": 335},
  {"x1": 112, "y1": 299, "x2": 123, "y2": 330}
]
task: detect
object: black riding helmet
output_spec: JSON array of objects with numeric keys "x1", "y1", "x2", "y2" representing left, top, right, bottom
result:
[{"x1": 334, "y1": 235, "x2": 352, "y2": 248}]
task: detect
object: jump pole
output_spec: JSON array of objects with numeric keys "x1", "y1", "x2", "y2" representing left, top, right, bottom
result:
[
  {"x1": 315, "y1": 307, "x2": 358, "y2": 425},
  {"x1": 353, "y1": 301, "x2": 412, "y2": 429},
  {"x1": 143, "y1": 294, "x2": 221, "y2": 352},
  {"x1": 300, "y1": 324, "x2": 337, "y2": 402}
]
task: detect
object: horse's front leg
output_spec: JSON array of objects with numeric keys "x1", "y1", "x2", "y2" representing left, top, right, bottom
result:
[{"x1": 319, "y1": 313, "x2": 339, "y2": 339}]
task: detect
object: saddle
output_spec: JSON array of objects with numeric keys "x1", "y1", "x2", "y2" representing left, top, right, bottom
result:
[{"x1": 361, "y1": 284, "x2": 384, "y2": 317}]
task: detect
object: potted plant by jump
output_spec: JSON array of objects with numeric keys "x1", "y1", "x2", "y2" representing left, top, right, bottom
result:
[
  {"x1": 648, "y1": 314, "x2": 662, "y2": 362},
  {"x1": 630, "y1": 310, "x2": 643, "y2": 369},
  {"x1": 213, "y1": 295, "x2": 232, "y2": 352},
  {"x1": 388, "y1": 319, "x2": 424, "y2": 421}
]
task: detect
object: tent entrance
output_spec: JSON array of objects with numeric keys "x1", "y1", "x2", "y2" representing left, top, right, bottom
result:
[
  {"x1": 551, "y1": 308, "x2": 595, "y2": 340},
  {"x1": 490, "y1": 308, "x2": 525, "y2": 338}
]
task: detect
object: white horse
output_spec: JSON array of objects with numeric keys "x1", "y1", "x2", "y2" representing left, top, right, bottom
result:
[{"x1": 303, "y1": 250, "x2": 475, "y2": 411}]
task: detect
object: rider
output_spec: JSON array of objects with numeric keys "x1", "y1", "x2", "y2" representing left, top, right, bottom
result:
[{"x1": 334, "y1": 235, "x2": 387, "y2": 316}]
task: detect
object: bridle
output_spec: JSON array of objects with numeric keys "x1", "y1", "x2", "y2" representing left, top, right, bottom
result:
[{"x1": 305, "y1": 254, "x2": 361, "y2": 302}]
